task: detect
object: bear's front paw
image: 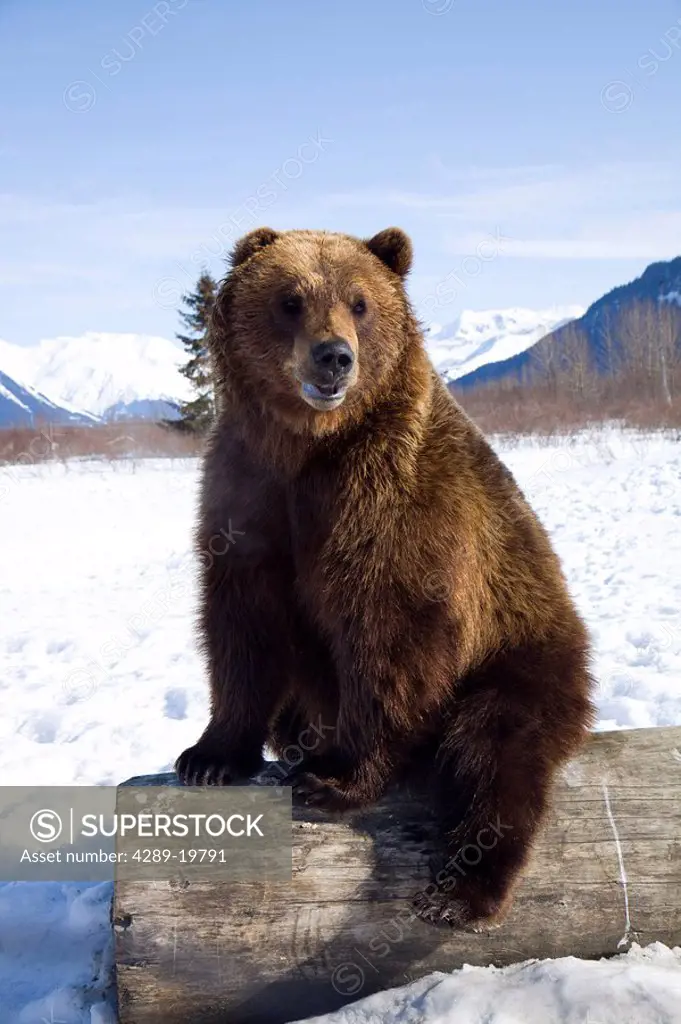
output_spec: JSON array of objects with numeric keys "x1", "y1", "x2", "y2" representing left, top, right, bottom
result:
[
  {"x1": 412, "y1": 889, "x2": 506, "y2": 932},
  {"x1": 288, "y1": 772, "x2": 359, "y2": 811},
  {"x1": 175, "y1": 744, "x2": 261, "y2": 786}
]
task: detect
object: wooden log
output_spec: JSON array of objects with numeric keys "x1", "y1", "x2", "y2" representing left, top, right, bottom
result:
[{"x1": 114, "y1": 726, "x2": 681, "y2": 1024}]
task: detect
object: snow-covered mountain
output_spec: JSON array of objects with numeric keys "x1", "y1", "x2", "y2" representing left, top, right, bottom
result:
[
  {"x1": 453, "y1": 256, "x2": 681, "y2": 391},
  {"x1": 0, "y1": 367, "x2": 99, "y2": 429},
  {"x1": 0, "y1": 333, "x2": 192, "y2": 423},
  {"x1": 425, "y1": 306, "x2": 585, "y2": 382}
]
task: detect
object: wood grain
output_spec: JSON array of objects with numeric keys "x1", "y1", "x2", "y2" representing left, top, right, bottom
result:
[{"x1": 114, "y1": 725, "x2": 681, "y2": 1024}]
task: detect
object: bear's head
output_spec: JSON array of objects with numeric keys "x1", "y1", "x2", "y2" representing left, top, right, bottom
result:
[{"x1": 212, "y1": 227, "x2": 416, "y2": 431}]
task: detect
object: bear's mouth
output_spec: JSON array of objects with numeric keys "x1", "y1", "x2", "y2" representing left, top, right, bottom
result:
[{"x1": 300, "y1": 381, "x2": 348, "y2": 411}]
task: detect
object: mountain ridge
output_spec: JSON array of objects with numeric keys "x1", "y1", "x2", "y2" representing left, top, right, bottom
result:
[
  {"x1": 0, "y1": 368, "x2": 99, "y2": 429},
  {"x1": 426, "y1": 306, "x2": 584, "y2": 382},
  {"x1": 454, "y1": 256, "x2": 681, "y2": 390},
  {"x1": 0, "y1": 333, "x2": 191, "y2": 423}
]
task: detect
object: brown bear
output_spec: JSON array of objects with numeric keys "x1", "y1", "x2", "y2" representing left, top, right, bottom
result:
[{"x1": 176, "y1": 226, "x2": 595, "y2": 928}]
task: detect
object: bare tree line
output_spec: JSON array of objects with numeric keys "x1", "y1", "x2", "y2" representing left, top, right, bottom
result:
[{"x1": 0, "y1": 422, "x2": 204, "y2": 466}]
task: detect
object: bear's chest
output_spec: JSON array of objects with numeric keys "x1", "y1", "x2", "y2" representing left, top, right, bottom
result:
[
  {"x1": 285, "y1": 461, "x2": 401, "y2": 623},
  {"x1": 286, "y1": 476, "x2": 345, "y2": 588}
]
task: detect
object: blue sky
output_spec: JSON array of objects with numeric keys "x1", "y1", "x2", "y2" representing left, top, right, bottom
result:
[{"x1": 1, "y1": 0, "x2": 680, "y2": 344}]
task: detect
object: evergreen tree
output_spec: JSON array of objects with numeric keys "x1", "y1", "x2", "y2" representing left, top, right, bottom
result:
[{"x1": 176, "y1": 271, "x2": 217, "y2": 431}]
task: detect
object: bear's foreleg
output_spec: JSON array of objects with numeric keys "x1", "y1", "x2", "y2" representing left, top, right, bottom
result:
[
  {"x1": 413, "y1": 643, "x2": 594, "y2": 929},
  {"x1": 175, "y1": 557, "x2": 296, "y2": 786},
  {"x1": 283, "y1": 664, "x2": 404, "y2": 810}
]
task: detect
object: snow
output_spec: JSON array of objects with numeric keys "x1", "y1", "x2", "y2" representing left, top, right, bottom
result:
[
  {"x1": 300, "y1": 943, "x2": 681, "y2": 1024},
  {"x1": 0, "y1": 882, "x2": 114, "y2": 1024},
  {"x1": 0, "y1": 368, "x2": 100, "y2": 429},
  {"x1": 0, "y1": 429, "x2": 680, "y2": 1022},
  {"x1": 425, "y1": 306, "x2": 584, "y2": 382},
  {"x1": 6, "y1": 371, "x2": 100, "y2": 421},
  {"x1": 0, "y1": 379, "x2": 30, "y2": 411},
  {"x1": 0, "y1": 332, "x2": 192, "y2": 419}
]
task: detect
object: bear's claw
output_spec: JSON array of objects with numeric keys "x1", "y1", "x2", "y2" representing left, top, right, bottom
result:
[
  {"x1": 412, "y1": 892, "x2": 472, "y2": 929},
  {"x1": 287, "y1": 771, "x2": 357, "y2": 811},
  {"x1": 175, "y1": 745, "x2": 237, "y2": 786},
  {"x1": 412, "y1": 891, "x2": 504, "y2": 932}
]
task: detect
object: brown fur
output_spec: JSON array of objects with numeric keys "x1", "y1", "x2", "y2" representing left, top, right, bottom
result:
[{"x1": 176, "y1": 227, "x2": 595, "y2": 928}]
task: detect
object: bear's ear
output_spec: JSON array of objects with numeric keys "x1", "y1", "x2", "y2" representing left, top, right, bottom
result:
[
  {"x1": 230, "y1": 227, "x2": 280, "y2": 268},
  {"x1": 364, "y1": 227, "x2": 413, "y2": 278}
]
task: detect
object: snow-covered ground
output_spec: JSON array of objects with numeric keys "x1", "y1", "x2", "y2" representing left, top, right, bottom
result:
[
  {"x1": 0, "y1": 430, "x2": 680, "y2": 1022},
  {"x1": 302, "y1": 943, "x2": 681, "y2": 1024}
]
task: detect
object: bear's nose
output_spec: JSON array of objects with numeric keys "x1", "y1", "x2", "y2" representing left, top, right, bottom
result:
[{"x1": 311, "y1": 340, "x2": 355, "y2": 378}]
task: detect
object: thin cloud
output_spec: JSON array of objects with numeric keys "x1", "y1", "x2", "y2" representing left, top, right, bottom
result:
[{"x1": 322, "y1": 161, "x2": 679, "y2": 225}]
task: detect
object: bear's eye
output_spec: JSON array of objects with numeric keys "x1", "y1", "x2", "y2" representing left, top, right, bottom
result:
[
  {"x1": 281, "y1": 295, "x2": 303, "y2": 316},
  {"x1": 352, "y1": 298, "x2": 367, "y2": 316}
]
